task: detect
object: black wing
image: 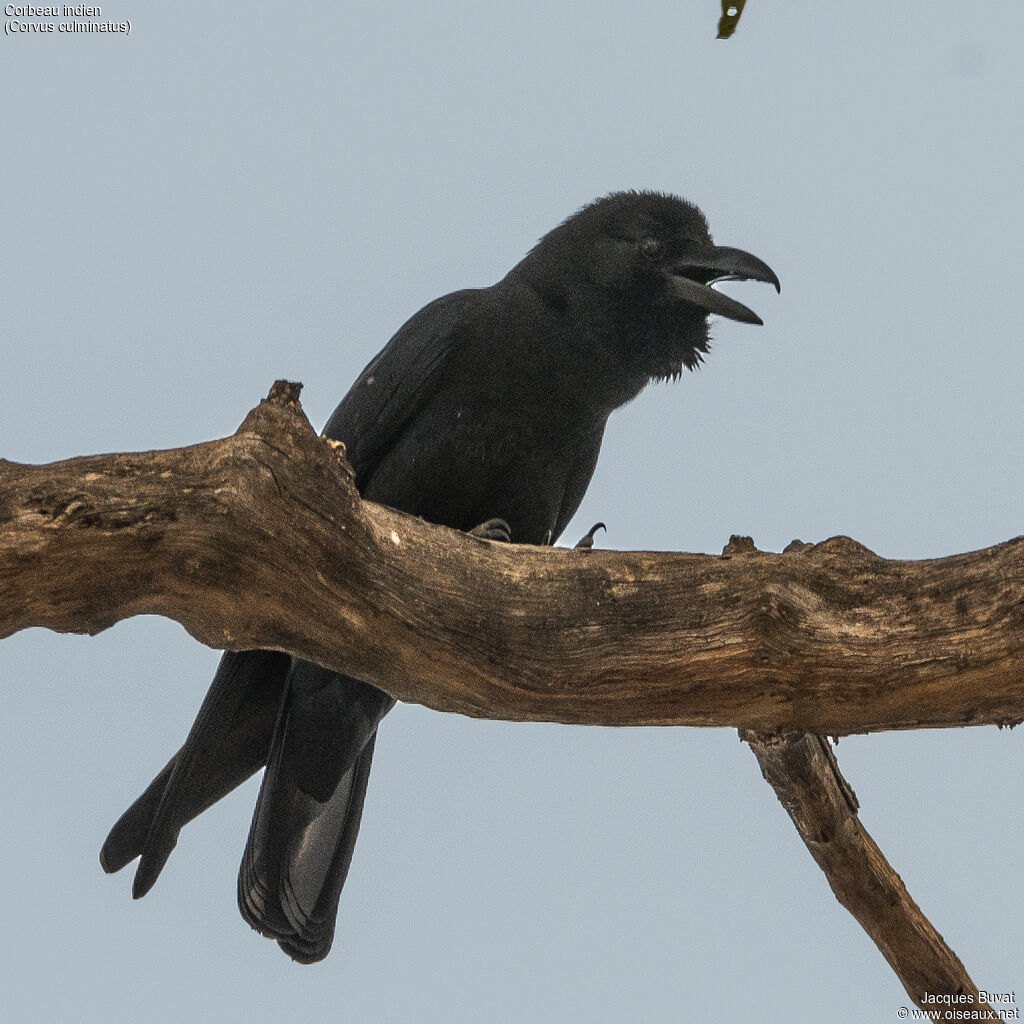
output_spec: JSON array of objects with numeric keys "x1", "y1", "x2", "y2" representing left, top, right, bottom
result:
[{"x1": 323, "y1": 288, "x2": 483, "y2": 484}]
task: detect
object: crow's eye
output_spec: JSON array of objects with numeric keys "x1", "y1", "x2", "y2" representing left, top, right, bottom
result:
[{"x1": 640, "y1": 237, "x2": 663, "y2": 261}]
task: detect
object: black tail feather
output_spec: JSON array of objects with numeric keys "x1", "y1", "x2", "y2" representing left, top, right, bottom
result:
[
  {"x1": 237, "y1": 663, "x2": 391, "y2": 963},
  {"x1": 100, "y1": 650, "x2": 288, "y2": 894}
]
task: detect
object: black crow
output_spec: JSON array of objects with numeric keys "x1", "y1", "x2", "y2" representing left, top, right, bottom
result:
[{"x1": 100, "y1": 190, "x2": 779, "y2": 962}]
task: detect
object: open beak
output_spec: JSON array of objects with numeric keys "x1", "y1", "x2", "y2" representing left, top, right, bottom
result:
[{"x1": 667, "y1": 245, "x2": 781, "y2": 325}]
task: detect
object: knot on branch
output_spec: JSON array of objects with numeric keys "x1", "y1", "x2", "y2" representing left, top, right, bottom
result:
[
  {"x1": 722, "y1": 534, "x2": 758, "y2": 556},
  {"x1": 267, "y1": 380, "x2": 304, "y2": 406},
  {"x1": 812, "y1": 535, "x2": 878, "y2": 558}
]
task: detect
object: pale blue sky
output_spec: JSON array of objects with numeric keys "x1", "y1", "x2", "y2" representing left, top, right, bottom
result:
[{"x1": 2, "y1": 3, "x2": 1022, "y2": 1021}]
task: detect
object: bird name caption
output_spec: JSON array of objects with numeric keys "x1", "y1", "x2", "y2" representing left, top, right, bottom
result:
[{"x1": 4, "y1": 5, "x2": 130, "y2": 35}]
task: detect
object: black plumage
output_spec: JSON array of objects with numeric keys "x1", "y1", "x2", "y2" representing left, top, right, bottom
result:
[{"x1": 101, "y1": 190, "x2": 779, "y2": 962}]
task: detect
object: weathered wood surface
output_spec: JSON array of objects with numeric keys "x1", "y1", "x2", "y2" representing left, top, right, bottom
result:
[
  {"x1": 2, "y1": 381, "x2": 1022, "y2": 734},
  {"x1": 747, "y1": 731, "x2": 997, "y2": 1014}
]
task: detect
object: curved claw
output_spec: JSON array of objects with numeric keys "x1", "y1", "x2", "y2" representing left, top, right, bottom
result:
[{"x1": 575, "y1": 522, "x2": 607, "y2": 550}]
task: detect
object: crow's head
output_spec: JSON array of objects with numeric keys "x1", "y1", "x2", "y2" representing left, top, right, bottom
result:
[{"x1": 517, "y1": 190, "x2": 780, "y2": 383}]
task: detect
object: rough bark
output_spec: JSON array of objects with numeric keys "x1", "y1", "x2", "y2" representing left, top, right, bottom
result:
[
  {"x1": 746, "y1": 731, "x2": 997, "y2": 1016},
  {"x1": 2, "y1": 381, "x2": 1015, "y2": 1004},
  {"x1": 2, "y1": 382, "x2": 1023, "y2": 734}
]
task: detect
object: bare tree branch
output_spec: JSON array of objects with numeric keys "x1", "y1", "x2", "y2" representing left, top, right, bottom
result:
[
  {"x1": 2, "y1": 382, "x2": 1023, "y2": 734},
  {"x1": 745, "y1": 731, "x2": 997, "y2": 1016},
  {"x1": 2, "y1": 382, "x2": 1014, "y2": 1002}
]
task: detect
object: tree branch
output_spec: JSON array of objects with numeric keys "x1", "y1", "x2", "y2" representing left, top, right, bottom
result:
[
  {"x1": 3, "y1": 382, "x2": 1014, "y2": 1001},
  {"x1": 2, "y1": 382, "x2": 1023, "y2": 734},
  {"x1": 745, "y1": 731, "x2": 998, "y2": 1014}
]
